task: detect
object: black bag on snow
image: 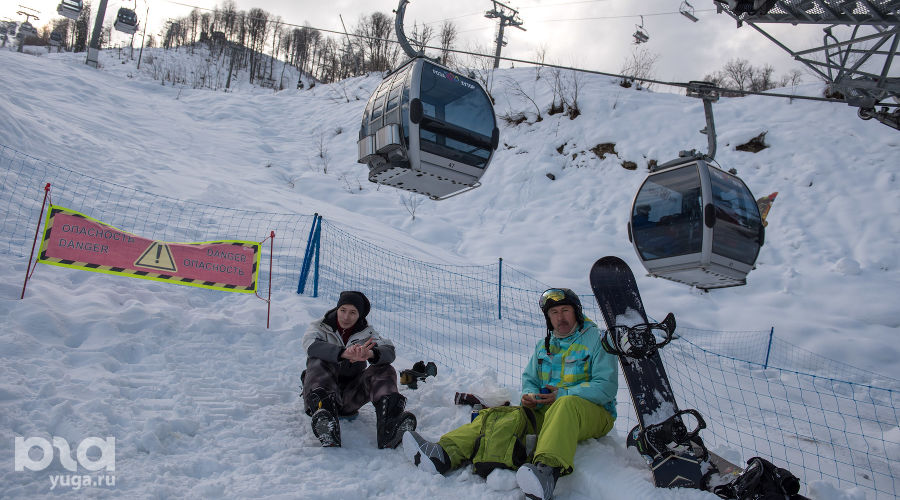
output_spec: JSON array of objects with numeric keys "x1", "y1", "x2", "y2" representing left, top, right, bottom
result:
[{"x1": 713, "y1": 456, "x2": 809, "y2": 500}]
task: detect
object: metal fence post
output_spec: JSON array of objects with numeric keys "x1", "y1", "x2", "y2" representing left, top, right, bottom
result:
[
  {"x1": 297, "y1": 213, "x2": 319, "y2": 294},
  {"x1": 312, "y1": 216, "x2": 322, "y2": 298},
  {"x1": 763, "y1": 326, "x2": 774, "y2": 369},
  {"x1": 498, "y1": 257, "x2": 503, "y2": 320}
]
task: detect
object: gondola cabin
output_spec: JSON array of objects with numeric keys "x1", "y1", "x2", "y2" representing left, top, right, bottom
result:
[
  {"x1": 18, "y1": 22, "x2": 38, "y2": 39},
  {"x1": 358, "y1": 57, "x2": 499, "y2": 200},
  {"x1": 628, "y1": 155, "x2": 764, "y2": 290},
  {"x1": 114, "y1": 8, "x2": 138, "y2": 35},
  {"x1": 57, "y1": 0, "x2": 82, "y2": 20}
]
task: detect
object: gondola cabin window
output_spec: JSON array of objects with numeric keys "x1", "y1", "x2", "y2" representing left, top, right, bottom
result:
[
  {"x1": 709, "y1": 167, "x2": 763, "y2": 265},
  {"x1": 418, "y1": 62, "x2": 494, "y2": 168},
  {"x1": 632, "y1": 165, "x2": 703, "y2": 261}
]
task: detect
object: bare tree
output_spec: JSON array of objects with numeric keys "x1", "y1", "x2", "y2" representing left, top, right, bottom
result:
[
  {"x1": 355, "y1": 12, "x2": 395, "y2": 73},
  {"x1": 400, "y1": 193, "x2": 424, "y2": 220},
  {"x1": 269, "y1": 16, "x2": 283, "y2": 80},
  {"x1": 703, "y1": 59, "x2": 802, "y2": 94},
  {"x1": 317, "y1": 131, "x2": 329, "y2": 174},
  {"x1": 750, "y1": 63, "x2": 775, "y2": 92},
  {"x1": 73, "y1": 1, "x2": 91, "y2": 52},
  {"x1": 779, "y1": 69, "x2": 803, "y2": 88},
  {"x1": 439, "y1": 20, "x2": 457, "y2": 67},
  {"x1": 188, "y1": 8, "x2": 200, "y2": 52},
  {"x1": 723, "y1": 58, "x2": 754, "y2": 91},
  {"x1": 408, "y1": 21, "x2": 434, "y2": 55},
  {"x1": 620, "y1": 46, "x2": 659, "y2": 90},
  {"x1": 533, "y1": 44, "x2": 548, "y2": 81},
  {"x1": 503, "y1": 76, "x2": 542, "y2": 122}
]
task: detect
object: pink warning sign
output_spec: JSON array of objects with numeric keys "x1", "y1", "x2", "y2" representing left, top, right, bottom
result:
[{"x1": 38, "y1": 206, "x2": 261, "y2": 292}]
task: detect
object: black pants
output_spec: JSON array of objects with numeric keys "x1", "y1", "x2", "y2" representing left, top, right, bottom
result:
[{"x1": 302, "y1": 358, "x2": 399, "y2": 415}]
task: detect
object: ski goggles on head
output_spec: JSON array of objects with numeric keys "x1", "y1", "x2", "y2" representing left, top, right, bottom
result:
[{"x1": 540, "y1": 288, "x2": 572, "y2": 310}]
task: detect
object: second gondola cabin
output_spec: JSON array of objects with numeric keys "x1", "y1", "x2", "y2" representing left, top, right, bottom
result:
[
  {"x1": 114, "y1": 8, "x2": 138, "y2": 35},
  {"x1": 358, "y1": 57, "x2": 499, "y2": 200},
  {"x1": 628, "y1": 155, "x2": 764, "y2": 290},
  {"x1": 57, "y1": 0, "x2": 82, "y2": 20}
]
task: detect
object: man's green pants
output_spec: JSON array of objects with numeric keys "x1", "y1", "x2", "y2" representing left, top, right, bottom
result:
[{"x1": 438, "y1": 395, "x2": 615, "y2": 474}]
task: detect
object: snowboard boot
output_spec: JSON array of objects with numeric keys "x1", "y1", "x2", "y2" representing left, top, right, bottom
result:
[
  {"x1": 402, "y1": 431, "x2": 451, "y2": 475},
  {"x1": 374, "y1": 393, "x2": 417, "y2": 449},
  {"x1": 516, "y1": 462, "x2": 561, "y2": 500},
  {"x1": 308, "y1": 388, "x2": 341, "y2": 447}
]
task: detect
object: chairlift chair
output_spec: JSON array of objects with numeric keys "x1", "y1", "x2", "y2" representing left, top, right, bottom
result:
[
  {"x1": 633, "y1": 16, "x2": 649, "y2": 44},
  {"x1": 49, "y1": 31, "x2": 63, "y2": 46},
  {"x1": 114, "y1": 7, "x2": 138, "y2": 35},
  {"x1": 358, "y1": 57, "x2": 500, "y2": 200},
  {"x1": 57, "y1": 0, "x2": 82, "y2": 20},
  {"x1": 680, "y1": 1, "x2": 699, "y2": 22},
  {"x1": 628, "y1": 155, "x2": 764, "y2": 290}
]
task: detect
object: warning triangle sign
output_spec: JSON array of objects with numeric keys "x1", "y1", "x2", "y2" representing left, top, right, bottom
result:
[{"x1": 134, "y1": 242, "x2": 178, "y2": 272}]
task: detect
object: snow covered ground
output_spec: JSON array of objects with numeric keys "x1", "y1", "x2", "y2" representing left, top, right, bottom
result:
[{"x1": 0, "y1": 45, "x2": 897, "y2": 499}]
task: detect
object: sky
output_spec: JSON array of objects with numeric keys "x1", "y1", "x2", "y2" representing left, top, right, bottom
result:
[
  {"x1": 1, "y1": 0, "x2": 839, "y2": 86},
  {"x1": 1, "y1": 40, "x2": 898, "y2": 498}
]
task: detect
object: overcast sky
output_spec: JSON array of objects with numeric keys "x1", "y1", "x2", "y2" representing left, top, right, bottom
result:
[{"x1": 5, "y1": 0, "x2": 841, "y2": 87}]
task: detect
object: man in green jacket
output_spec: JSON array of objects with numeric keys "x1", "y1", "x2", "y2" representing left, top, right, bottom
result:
[{"x1": 403, "y1": 288, "x2": 618, "y2": 500}]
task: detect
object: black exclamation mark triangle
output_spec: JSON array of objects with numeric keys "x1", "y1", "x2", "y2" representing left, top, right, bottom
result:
[{"x1": 134, "y1": 242, "x2": 178, "y2": 272}]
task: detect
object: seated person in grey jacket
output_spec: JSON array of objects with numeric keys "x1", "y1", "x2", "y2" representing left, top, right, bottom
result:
[{"x1": 301, "y1": 290, "x2": 416, "y2": 448}]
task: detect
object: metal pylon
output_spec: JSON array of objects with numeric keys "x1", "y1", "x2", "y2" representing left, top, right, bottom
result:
[{"x1": 715, "y1": 0, "x2": 900, "y2": 130}]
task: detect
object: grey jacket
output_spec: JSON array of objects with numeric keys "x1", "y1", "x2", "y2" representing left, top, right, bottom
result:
[{"x1": 302, "y1": 312, "x2": 396, "y2": 369}]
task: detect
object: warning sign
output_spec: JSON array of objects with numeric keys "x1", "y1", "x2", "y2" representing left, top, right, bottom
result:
[
  {"x1": 134, "y1": 242, "x2": 177, "y2": 272},
  {"x1": 37, "y1": 205, "x2": 261, "y2": 293}
]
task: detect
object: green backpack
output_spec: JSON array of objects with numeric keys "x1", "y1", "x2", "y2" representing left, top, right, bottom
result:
[{"x1": 470, "y1": 406, "x2": 538, "y2": 478}]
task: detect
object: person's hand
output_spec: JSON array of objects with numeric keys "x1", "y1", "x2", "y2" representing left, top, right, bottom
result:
[
  {"x1": 341, "y1": 338, "x2": 376, "y2": 362},
  {"x1": 361, "y1": 338, "x2": 376, "y2": 360},
  {"x1": 521, "y1": 393, "x2": 538, "y2": 408},
  {"x1": 534, "y1": 385, "x2": 558, "y2": 406}
]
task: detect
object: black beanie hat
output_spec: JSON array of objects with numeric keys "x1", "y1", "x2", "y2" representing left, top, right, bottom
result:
[{"x1": 336, "y1": 291, "x2": 370, "y2": 319}]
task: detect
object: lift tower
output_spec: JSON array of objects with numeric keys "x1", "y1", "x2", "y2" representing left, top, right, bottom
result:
[
  {"x1": 484, "y1": 0, "x2": 525, "y2": 69},
  {"x1": 715, "y1": 0, "x2": 900, "y2": 130}
]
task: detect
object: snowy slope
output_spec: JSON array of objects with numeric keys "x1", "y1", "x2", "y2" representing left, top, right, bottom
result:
[{"x1": 0, "y1": 46, "x2": 896, "y2": 499}]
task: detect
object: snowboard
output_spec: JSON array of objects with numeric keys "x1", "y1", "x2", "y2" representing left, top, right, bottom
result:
[{"x1": 589, "y1": 256, "x2": 710, "y2": 489}]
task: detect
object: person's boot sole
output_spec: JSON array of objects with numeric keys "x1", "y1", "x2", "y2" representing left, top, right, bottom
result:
[{"x1": 312, "y1": 410, "x2": 340, "y2": 447}]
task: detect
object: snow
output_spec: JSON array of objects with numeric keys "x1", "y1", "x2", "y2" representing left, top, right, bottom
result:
[{"x1": 1, "y1": 45, "x2": 899, "y2": 499}]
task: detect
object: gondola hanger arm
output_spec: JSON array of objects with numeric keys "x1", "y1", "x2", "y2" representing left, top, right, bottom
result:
[
  {"x1": 686, "y1": 81, "x2": 720, "y2": 160},
  {"x1": 395, "y1": 0, "x2": 424, "y2": 59}
]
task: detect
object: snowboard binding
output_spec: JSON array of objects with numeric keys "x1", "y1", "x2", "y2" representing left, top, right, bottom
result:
[
  {"x1": 399, "y1": 361, "x2": 437, "y2": 389},
  {"x1": 627, "y1": 409, "x2": 709, "y2": 465},
  {"x1": 602, "y1": 312, "x2": 677, "y2": 358}
]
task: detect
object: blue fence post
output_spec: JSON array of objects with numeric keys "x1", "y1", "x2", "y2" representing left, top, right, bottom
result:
[
  {"x1": 763, "y1": 326, "x2": 774, "y2": 369},
  {"x1": 297, "y1": 213, "x2": 319, "y2": 294},
  {"x1": 312, "y1": 216, "x2": 322, "y2": 298},
  {"x1": 498, "y1": 257, "x2": 503, "y2": 320}
]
